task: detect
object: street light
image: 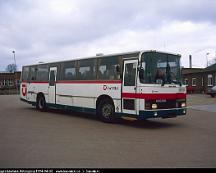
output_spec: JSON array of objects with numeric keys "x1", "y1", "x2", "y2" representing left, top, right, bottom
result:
[
  {"x1": 206, "y1": 52, "x2": 210, "y2": 67},
  {"x1": 12, "y1": 50, "x2": 16, "y2": 71},
  {"x1": 12, "y1": 50, "x2": 18, "y2": 94}
]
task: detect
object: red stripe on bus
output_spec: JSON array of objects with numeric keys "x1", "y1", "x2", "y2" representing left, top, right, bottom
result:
[
  {"x1": 21, "y1": 81, "x2": 48, "y2": 84},
  {"x1": 21, "y1": 80, "x2": 122, "y2": 84},
  {"x1": 122, "y1": 93, "x2": 186, "y2": 100},
  {"x1": 56, "y1": 80, "x2": 122, "y2": 84},
  {"x1": 21, "y1": 81, "x2": 47, "y2": 83}
]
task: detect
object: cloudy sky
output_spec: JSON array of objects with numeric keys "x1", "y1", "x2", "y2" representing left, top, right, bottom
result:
[{"x1": 0, "y1": 0, "x2": 216, "y2": 71}]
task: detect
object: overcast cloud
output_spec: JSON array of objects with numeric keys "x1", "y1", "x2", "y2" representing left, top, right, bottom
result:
[{"x1": 0, "y1": 0, "x2": 216, "y2": 70}]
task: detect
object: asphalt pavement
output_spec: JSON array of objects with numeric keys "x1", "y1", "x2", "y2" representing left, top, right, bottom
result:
[{"x1": 0, "y1": 95, "x2": 216, "y2": 168}]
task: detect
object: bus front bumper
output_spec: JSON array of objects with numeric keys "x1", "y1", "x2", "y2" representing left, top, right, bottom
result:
[{"x1": 138, "y1": 108, "x2": 187, "y2": 120}]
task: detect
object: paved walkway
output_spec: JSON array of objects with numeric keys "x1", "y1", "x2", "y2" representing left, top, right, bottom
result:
[
  {"x1": 189, "y1": 104, "x2": 216, "y2": 113},
  {"x1": 187, "y1": 94, "x2": 216, "y2": 106},
  {"x1": 187, "y1": 94, "x2": 216, "y2": 113}
]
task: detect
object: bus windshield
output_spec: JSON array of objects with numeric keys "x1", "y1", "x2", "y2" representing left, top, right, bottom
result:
[{"x1": 140, "y1": 52, "x2": 181, "y2": 85}]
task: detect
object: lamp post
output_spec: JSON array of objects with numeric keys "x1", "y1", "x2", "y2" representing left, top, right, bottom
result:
[
  {"x1": 12, "y1": 50, "x2": 18, "y2": 94},
  {"x1": 12, "y1": 50, "x2": 16, "y2": 71},
  {"x1": 206, "y1": 53, "x2": 210, "y2": 67}
]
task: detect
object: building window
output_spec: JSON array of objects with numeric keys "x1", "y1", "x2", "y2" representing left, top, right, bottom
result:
[
  {"x1": 192, "y1": 78, "x2": 196, "y2": 86},
  {"x1": 208, "y1": 74, "x2": 213, "y2": 86},
  {"x1": 184, "y1": 78, "x2": 188, "y2": 86},
  {"x1": 9, "y1": 79, "x2": 13, "y2": 86},
  {"x1": 16, "y1": 80, "x2": 20, "y2": 85},
  {"x1": 202, "y1": 77, "x2": 204, "y2": 86},
  {"x1": 6, "y1": 80, "x2": 10, "y2": 86}
]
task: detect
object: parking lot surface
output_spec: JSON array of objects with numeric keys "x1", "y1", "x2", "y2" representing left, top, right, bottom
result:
[{"x1": 0, "y1": 95, "x2": 216, "y2": 168}]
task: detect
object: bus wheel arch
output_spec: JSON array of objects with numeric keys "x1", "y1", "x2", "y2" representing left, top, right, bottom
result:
[
  {"x1": 96, "y1": 95, "x2": 116, "y2": 123},
  {"x1": 36, "y1": 92, "x2": 47, "y2": 111}
]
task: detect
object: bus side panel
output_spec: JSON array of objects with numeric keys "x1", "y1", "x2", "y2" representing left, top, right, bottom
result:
[
  {"x1": 36, "y1": 83, "x2": 49, "y2": 102},
  {"x1": 26, "y1": 83, "x2": 36, "y2": 102},
  {"x1": 25, "y1": 83, "x2": 49, "y2": 103},
  {"x1": 56, "y1": 83, "x2": 122, "y2": 111}
]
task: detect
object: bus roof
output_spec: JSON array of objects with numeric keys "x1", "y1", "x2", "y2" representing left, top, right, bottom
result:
[{"x1": 23, "y1": 50, "x2": 181, "y2": 67}]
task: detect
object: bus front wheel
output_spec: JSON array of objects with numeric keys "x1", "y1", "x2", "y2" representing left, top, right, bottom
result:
[
  {"x1": 36, "y1": 95, "x2": 47, "y2": 111},
  {"x1": 97, "y1": 99, "x2": 116, "y2": 123}
]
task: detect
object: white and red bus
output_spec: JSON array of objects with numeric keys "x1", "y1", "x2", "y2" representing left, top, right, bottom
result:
[{"x1": 20, "y1": 50, "x2": 187, "y2": 122}]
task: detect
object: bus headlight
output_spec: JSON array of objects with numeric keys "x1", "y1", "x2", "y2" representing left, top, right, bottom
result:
[
  {"x1": 181, "y1": 102, "x2": 186, "y2": 108},
  {"x1": 152, "y1": 104, "x2": 158, "y2": 109}
]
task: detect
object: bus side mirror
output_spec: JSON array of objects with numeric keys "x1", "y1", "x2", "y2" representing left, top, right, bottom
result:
[{"x1": 116, "y1": 65, "x2": 120, "y2": 73}]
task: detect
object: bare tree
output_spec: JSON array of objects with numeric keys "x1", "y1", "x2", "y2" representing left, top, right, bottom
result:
[{"x1": 5, "y1": 64, "x2": 17, "y2": 72}]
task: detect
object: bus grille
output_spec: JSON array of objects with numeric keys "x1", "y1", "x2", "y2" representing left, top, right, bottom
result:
[{"x1": 145, "y1": 99, "x2": 184, "y2": 110}]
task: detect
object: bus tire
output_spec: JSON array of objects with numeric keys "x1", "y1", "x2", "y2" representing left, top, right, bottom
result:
[
  {"x1": 36, "y1": 95, "x2": 47, "y2": 112},
  {"x1": 97, "y1": 99, "x2": 116, "y2": 123}
]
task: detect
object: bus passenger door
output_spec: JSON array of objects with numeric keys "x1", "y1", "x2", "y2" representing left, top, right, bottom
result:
[
  {"x1": 122, "y1": 59, "x2": 138, "y2": 115},
  {"x1": 48, "y1": 67, "x2": 57, "y2": 104}
]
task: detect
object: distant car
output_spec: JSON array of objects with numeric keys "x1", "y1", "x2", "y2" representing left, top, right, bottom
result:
[{"x1": 207, "y1": 86, "x2": 216, "y2": 98}]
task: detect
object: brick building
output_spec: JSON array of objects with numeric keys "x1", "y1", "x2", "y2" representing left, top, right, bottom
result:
[
  {"x1": 0, "y1": 71, "x2": 21, "y2": 89},
  {"x1": 182, "y1": 63, "x2": 216, "y2": 94}
]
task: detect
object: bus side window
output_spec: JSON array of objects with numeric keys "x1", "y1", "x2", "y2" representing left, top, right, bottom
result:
[
  {"x1": 124, "y1": 63, "x2": 136, "y2": 86},
  {"x1": 22, "y1": 67, "x2": 30, "y2": 82},
  {"x1": 37, "y1": 65, "x2": 49, "y2": 82},
  {"x1": 65, "y1": 68, "x2": 76, "y2": 80},
  {"x1": 108, "y1": 65, "x2": 115, "y2": 80},
  {"x1": 78, "y1": 59, "x2": 96, "y2": 80},
  {"x1": 98, "y1": 65, "x2": 106, "y2": 79},
  {"x1": 61, "y1": 61, "x2": 76, "y2": 80},
  {"x1": 49, "y1": 70, "x2": 55, "y2": 86},
  {"x1": 98, "y1": 56, "x2": 119, "y2": 80},
  {"x1": 29, "y1": 66, "x2": 37, "y2": 81}
]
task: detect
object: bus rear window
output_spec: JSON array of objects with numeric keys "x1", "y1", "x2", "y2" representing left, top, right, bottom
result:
[{"x1": 22, "y1": 67, "x2": 29, "y2": 82}]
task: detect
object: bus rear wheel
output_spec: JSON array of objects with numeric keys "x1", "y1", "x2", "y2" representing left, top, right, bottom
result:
[
  {"x1": 97, "y1": 99, "x2": 116, "y2": 123},
  {"x1": 36, "y1": 95, "x2": 47, "y2": 111}
]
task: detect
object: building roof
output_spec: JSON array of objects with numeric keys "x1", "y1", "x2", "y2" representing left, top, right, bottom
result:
[
  {"x1": 182, "y1": 68, "x2": 204, "y2": 75},
  {"x1": 205, "y1": 63, "x2": 216, "y2": 71},
  {"x1": 182, "y1": 62, "x2": 216, "y2": 75}
]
